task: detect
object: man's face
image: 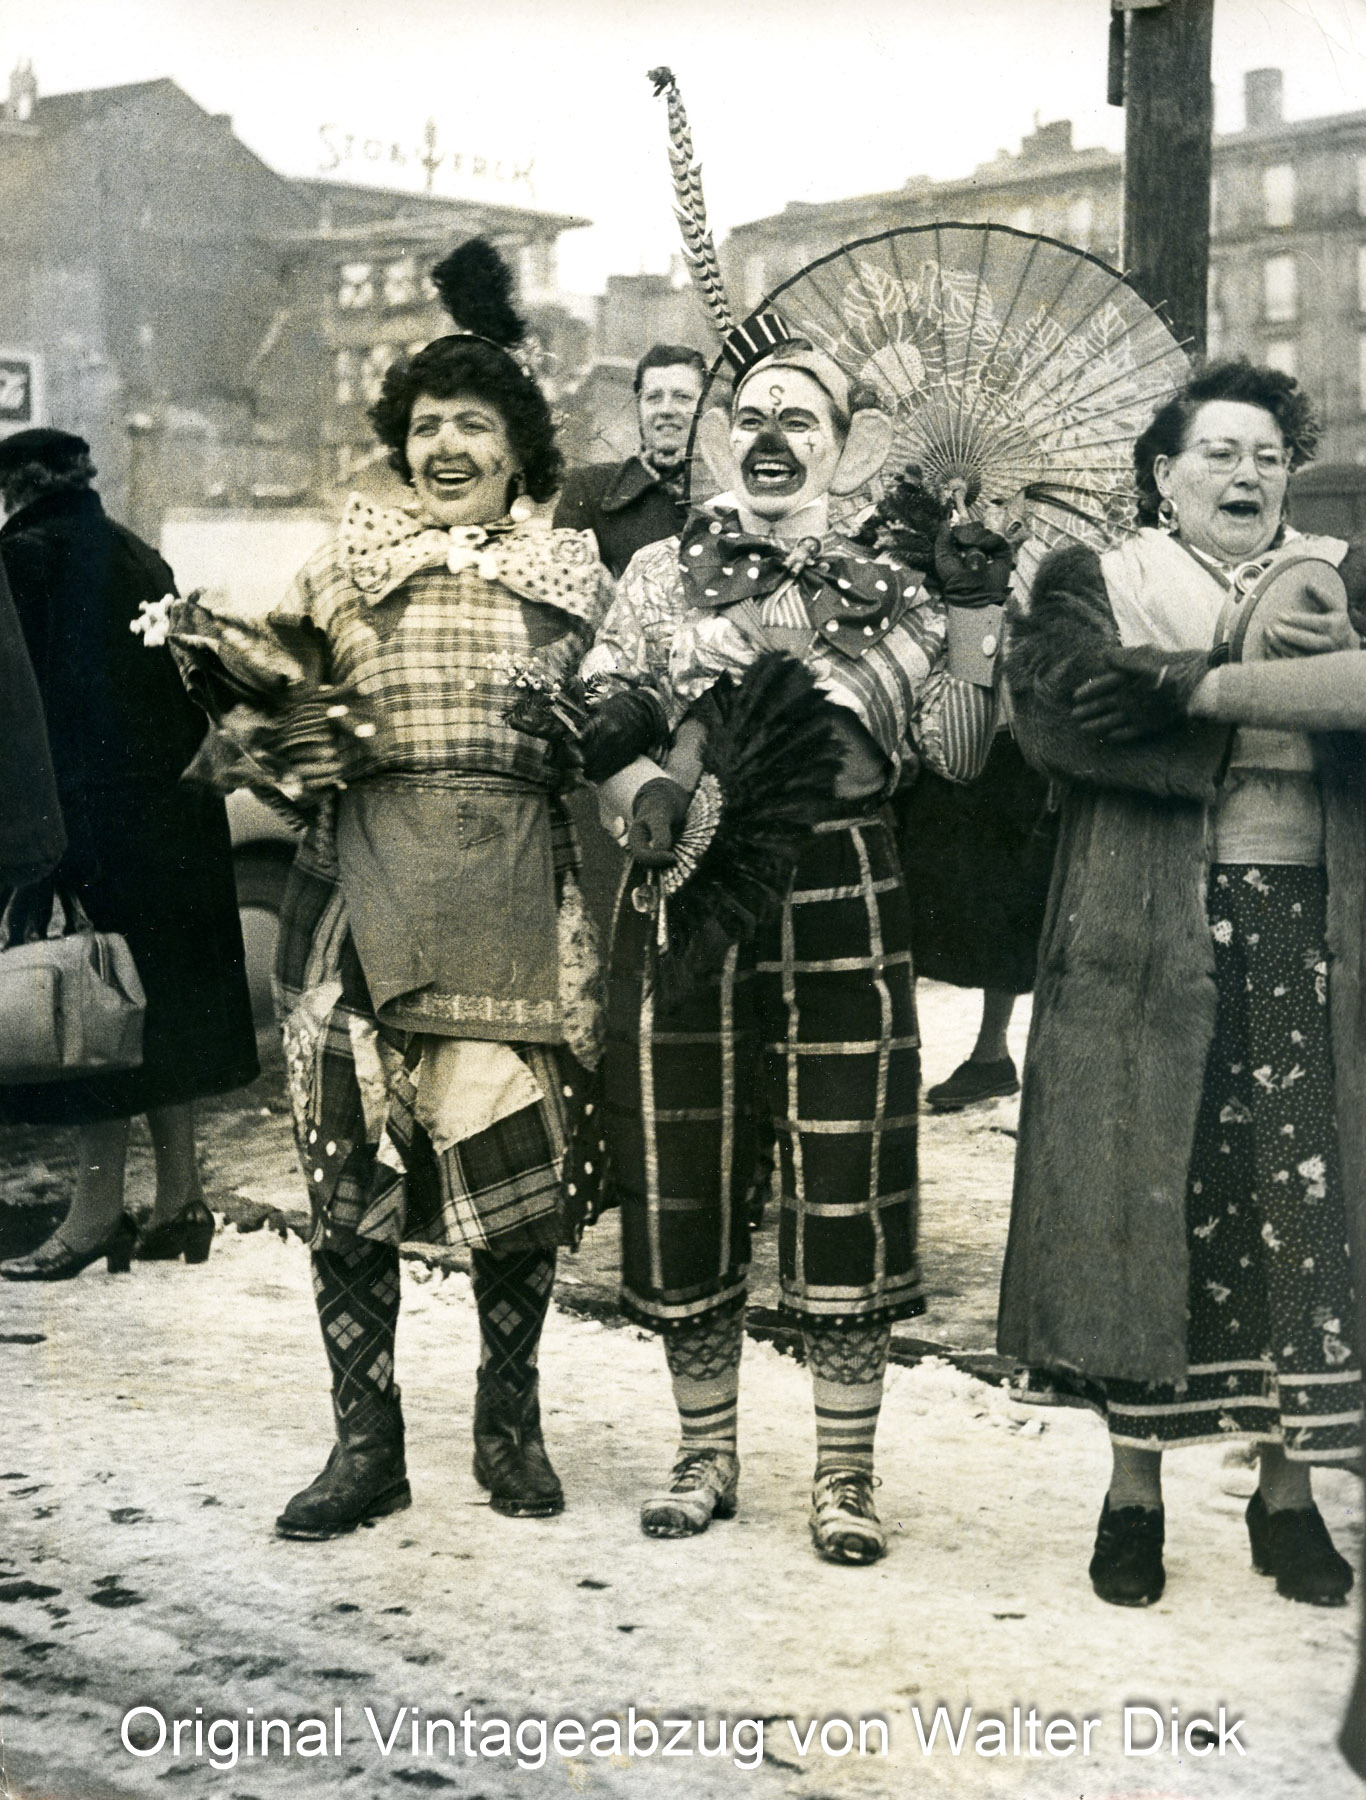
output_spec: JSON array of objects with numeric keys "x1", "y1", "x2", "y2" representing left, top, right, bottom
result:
[
  {"x1": 405, "y1": 390, "x2": 518, "y2": 528},
  {"x1": 637, "y1": 362, "x2": 705, "y2": 473},
  {"x1": 729, "y1": 366, "x2": 845, "y2": 521}
]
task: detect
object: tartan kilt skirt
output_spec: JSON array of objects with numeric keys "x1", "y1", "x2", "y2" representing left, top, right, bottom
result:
[
  {"x1": 273, "y1": 828, "x2": 594, "y2": 1255},
  {"x1": 599, "y1": 810, "x2": 924, "y2": 1330}
]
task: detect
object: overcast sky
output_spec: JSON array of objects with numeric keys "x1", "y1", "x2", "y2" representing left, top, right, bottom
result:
[{"x1": 4, "y1": 0, "x2": 1365, "y2": 293}]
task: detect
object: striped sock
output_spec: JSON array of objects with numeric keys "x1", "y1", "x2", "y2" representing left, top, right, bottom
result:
[
  {"x1": 663, "y1": 1305, "x2": 744, "y2": 1454},
  {"x1": 804, "y1": 1321, "x2": 892, "y2": 1476}
]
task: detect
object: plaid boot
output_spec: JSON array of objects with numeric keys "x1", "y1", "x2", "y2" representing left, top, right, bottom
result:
[{"x1": 276, "y1": 1236, "x2": 410, "y2": 1539}]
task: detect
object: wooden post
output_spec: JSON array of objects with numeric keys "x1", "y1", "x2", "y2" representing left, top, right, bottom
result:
[{"x1": 1118, "y1": 0, "x2": 1215, "y2": 356}]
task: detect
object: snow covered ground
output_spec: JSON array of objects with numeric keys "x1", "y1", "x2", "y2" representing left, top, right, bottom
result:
[{"x1": 0, "y1": 984, "x2": 1361, "y2": 1800}]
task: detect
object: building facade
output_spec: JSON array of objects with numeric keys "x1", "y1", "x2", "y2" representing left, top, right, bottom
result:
[
  {"x1": 721, "y1": 68, "x2": 1366, "y2": 470},
  {"x1": 0, "y1": 71, "x2": 589, "y2": 534}
]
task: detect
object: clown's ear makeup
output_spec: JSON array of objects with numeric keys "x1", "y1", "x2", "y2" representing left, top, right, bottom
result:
[
  {"x1": 829, "y1": 409, "x2": 894, "y2": 497},
  {"x1": 695, "y1": 405, "x2": 740, "y2": 493}
]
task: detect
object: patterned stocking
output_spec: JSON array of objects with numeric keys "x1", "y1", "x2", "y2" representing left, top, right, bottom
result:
[
  {"x1": 311, "y1": 1235, "x2": 402, "y2": 1435},
  {"x1": 469, "y1": 1246, "x2": 557, "y2": 1395},
  {"x1": 663, "y1": 1304, "x2": 745, "y2": 1454},
  {"x1": 803, "y1": 1320, "x2": 893, "y2": 1476}
]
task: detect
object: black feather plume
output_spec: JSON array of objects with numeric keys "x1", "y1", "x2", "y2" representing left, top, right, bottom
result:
[
  {"x1": 430, "y1": 237, "x2": 526, "y2": 347},
  {"x1": 651, "y1": 653, "x2": 844, "y2": 1013}
]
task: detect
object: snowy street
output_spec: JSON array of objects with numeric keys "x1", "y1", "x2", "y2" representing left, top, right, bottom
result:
[{"x1": 0, "y1": 984, "x2": 1360, "y2": 1800}]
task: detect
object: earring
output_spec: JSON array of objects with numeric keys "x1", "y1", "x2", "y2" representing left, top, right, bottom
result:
[
  {"x1": 1157, "y1": 495, "x2": 1179, "y2": 534},
  {"x1": 507, "y1": 473, "x2": 534, "y2": 525}
]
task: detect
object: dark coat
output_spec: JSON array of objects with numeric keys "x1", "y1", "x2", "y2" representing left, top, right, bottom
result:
[
  {"x1": 0, "y1": 554, "x2": 63, "y2": 884},
  {"x1": 998, "y1": 542, "x2": 1366, "y2": 1384},
  {"x1": 553, "y1": 456, "x2": 687, "y2": 579},
  {"x1": 0, "y1": 487, "x2": 257, "y2": 1123}
]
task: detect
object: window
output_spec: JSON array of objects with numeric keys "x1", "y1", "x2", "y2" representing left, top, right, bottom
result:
[
  {"x1": 334, "y1": 349, "x2": 358, "y2": 407},
  {"x1": 360, "y1": 343, "x2": 398, "y2": 405},
  {"x1": 1264, "y1": 339, "x2": 1297, "y2": 379},
  {"x1": 382, "y1": 257, "x2": 418, "y2": 310},
  {"x1": 1263, "y1": 164, "x2": 1295, "y2": 229},
  {"x1": 1067, "y1": 197, "x2": 1094, "y2": 246},
  {"x1": 1206, "y1": 268, "x2": 1223, "y2": 357},
  {"x1": 1263, "y1": 254, "x2": 1297, "y2": 323},
  {"x1": 338, "y1": 263, "x2": 375, "y2": 309},
  {"x1": 1358, "y1": 245, "x2": 1366, "y2": 313}
]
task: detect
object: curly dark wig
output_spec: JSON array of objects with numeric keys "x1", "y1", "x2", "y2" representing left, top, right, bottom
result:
[
  {"x1": 1134, "y1": 357, "x2": 1319, "y2": 525},
  {"x1": 367, "y1": 237, "x2": 562, "y2": 501},
  {"x1": 369, "y1": 339, "x2": 562, "y2": 499}
]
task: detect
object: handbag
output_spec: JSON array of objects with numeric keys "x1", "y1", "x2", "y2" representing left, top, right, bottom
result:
[{"x1": 0, "y1": 887, "x2": 146, "y2": 1082}]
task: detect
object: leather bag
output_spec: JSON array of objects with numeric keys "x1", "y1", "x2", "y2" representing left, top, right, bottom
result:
[{"x1": 0, "y1": 888, "x2": 145, "y2": 1082}]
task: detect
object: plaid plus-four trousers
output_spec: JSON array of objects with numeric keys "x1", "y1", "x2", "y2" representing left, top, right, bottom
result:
[{"x1": 603, "y1": 813, "x2": 924, "y2": 1330}]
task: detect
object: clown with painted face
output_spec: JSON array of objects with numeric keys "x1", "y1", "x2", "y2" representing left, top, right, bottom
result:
[{"x1": 575, "y1": 312, "x2": 1007, "y2": 1566}]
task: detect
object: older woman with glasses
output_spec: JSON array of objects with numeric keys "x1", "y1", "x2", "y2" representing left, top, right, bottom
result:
[{"x1": 999, "y1": 359, "x2": 1366, "y2": 1610}]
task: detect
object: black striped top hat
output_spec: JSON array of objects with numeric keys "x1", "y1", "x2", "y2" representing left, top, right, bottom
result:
[{"x1": 721, "y1": 310, "x2": 796, "y2": 379}]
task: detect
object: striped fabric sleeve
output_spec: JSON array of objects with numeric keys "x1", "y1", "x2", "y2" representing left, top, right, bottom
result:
[
  {"x1": 578, "y1": 538, "x2": 686, "y2": 717},
  {"x1": 911, "y1": 665, "x2": 999, "y2": 783}
]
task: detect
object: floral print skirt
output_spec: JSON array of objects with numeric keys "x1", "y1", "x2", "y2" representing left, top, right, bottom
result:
[{"x1": 1103, "y1": 864, "x2": 1362, "y2": 1463}]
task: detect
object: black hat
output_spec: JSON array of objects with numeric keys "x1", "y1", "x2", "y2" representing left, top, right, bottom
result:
[{"x1": 0, "y1": 427, "x2": 91, "y2": 476}]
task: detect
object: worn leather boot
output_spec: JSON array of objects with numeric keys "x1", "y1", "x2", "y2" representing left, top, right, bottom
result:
[
  {"x1": 472, "y1": 1367, "x2": 564, "y2": 1518},
  {"x1": 275, "y1": 1391, "x2": 411, "y2": 1540}
]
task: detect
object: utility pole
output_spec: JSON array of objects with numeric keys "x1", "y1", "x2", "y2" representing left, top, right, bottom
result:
[{"x1": 1109, "y1": 0, "x2": 1215, "y2": 356}]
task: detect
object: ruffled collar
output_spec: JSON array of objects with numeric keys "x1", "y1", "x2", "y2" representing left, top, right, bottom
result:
[{"x1": 337, "y1": 493, "x2": 602, "y2": 622}]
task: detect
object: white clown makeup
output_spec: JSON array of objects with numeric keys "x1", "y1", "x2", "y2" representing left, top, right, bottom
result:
[
  {"x1": 729, "y1": 366, "x2": 846, "y2": 522},
  {"x1": 406, "y1": 391, "x2": 521, "y2": 528}
]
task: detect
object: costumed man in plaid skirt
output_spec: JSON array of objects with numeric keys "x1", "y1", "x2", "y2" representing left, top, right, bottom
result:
[
  {"x1": 575, "y1": 313, "x2": 1009, "y2": 1562},
  {"x1": 159, "y1": 242, "x2": 611, "y2": 1538}
]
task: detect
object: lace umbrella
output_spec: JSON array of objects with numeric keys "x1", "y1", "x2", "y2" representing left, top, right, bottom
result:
[{"x1": 691, "y1": 222, "x2": 1189, "y2": 581}]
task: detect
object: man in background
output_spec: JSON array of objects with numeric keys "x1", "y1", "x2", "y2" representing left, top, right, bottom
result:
[{"x1": 555, "y1": 344, "x2": 706, "y2": 576}]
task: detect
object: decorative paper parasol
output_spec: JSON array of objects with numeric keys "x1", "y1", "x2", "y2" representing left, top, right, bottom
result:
[{"x1": 693, "y1": 222, "x2": 1189, "y2": 579}]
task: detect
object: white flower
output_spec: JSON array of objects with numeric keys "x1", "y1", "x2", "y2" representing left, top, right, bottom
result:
[
  {"x1": 1211, "y1": 919, "x2": 1234, "y2": 945},
  {"x1": 129, "y1": 594, "x2": 174, "y2": 647},
  {"x1": 1261, "y1": 1221, "x2": 1283, "y2": 1250},
  {"x1": 1297, "y1": 1154, "x2": 1327, "y2": 1201},
  {"x1": 1251, "y1": 1066, "x2": 1277, "y2": 1092}
]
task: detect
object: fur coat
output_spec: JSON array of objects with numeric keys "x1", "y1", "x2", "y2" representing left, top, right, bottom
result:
[{"x1": 997, "y1": 540, "x2": 1366, "y2": 1385}]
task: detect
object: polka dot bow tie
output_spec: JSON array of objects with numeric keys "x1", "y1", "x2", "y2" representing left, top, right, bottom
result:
[{"x1": 677, "y1": 510, "x2": 913, "y2": 656}]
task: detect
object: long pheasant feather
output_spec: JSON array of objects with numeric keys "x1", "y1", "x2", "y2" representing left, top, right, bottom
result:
[{"x1": 648, "y1": 66, "x2": 734, "y2": 338}]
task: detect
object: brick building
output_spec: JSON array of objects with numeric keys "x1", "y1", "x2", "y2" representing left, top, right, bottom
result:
[
  {"x1": 720, "y1": 69, "x2": 1366, "y2": 474},
  {"x1": 0, "y1": 70, "x2": 588, "y2": 535}
]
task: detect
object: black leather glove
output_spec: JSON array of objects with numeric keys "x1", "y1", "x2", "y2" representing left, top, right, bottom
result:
[
  {"x1": 1071, "y1": 642, "x2": 1229, "y2": 742},
  {"x1": 578, "y1": 687, "x2": 670, "y2": 784},
  {"x1": 626, "y1": 777, "x2": 691, "y2": 868},
  {"x1": 933, "y1": 522, "x2": 1015, "y2": 608}
]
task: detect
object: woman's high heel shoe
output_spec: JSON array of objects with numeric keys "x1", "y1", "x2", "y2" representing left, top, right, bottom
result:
[
  {"x1": 134, "y1": 1197, "x2": 215, "y2": 1264},
  {"x1": 0, "y1": 1212, "x2": 137, "y2": 1280}
]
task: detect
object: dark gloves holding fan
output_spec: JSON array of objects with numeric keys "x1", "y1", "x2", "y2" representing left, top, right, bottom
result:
[
  {"x1": 1071, "y1": 642, "x2": 1231, "y2": 742},
  {"x1": 935, "y1": 521, "x2": 1015, "y2": 686},
  {"x1": 934, "y1": 522, "x2": 1015, "y2": 607},
  {"x1": 627, "y1": 777, "x2": 692, "y2": 867}
]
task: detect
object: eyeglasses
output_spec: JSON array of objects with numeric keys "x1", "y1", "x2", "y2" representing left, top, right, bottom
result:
[{"x1": 1184, "y1": 439, "x2": 1289, "y2": 477}]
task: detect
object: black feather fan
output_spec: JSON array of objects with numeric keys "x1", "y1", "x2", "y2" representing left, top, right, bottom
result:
[
  {"x1": 430, "y1": 237, "x2": 526, "y2": 347},
  {"x1": 650, "y1": 652, "x2": 844, "y2": 1013}
]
